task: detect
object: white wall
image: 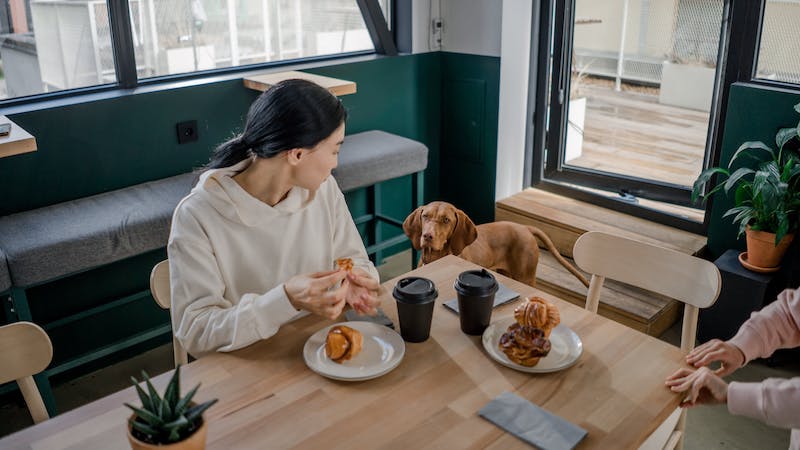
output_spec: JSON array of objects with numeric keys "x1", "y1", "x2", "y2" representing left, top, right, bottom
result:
[
  {"x1": 495, "y1": 0, "x2": 532, "y2": 201},
  {"x1": 411, "y1": 0, "x2": 502, "y2": 56}
]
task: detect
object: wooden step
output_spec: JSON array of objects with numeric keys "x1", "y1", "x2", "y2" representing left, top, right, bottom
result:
[
  {"x1": 497, "y1": 188, "x2": 706, "y2": 336},
  {"x1": 496, "y1": 188, "x2": 706, "y2": 258}
]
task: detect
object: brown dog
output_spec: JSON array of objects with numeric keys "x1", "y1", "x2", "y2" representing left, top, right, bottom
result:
[{"x1": 403, "y1": 201, "x2": 589, "y2": 288}]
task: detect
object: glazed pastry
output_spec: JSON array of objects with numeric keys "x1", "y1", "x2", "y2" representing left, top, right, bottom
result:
[
  {"x1": 514, "y1": 296, "x2": 560, "y2": 337},
  {"x1": 325, "y1": 325, "x2": 363, "y2": 363},
  {"x1": 336, "y1": 257, "x2": 354, "y2": 272},
  {"x1": 498, "y1": 323, "x2": 551, "y2": 367}
]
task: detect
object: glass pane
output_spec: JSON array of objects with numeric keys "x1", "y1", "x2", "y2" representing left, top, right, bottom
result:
[
  {"x1": 756, "y1": 0, "x2": 800, "y2": 85},
  {"x1": 566, "y1": 0, "x2": 721, "y2": 188},
  {"x1": 0, "y1": 0, "x2": 117, "y2": 100},
  {"x1": 134, "y1": 0, "x2": 386, "y2": 79}
]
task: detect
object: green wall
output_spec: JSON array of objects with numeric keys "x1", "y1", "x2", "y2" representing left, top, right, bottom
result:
[
  {"x1": 707, "y1": 83, "x2": 800, "y2": 257},
  {"x1": 0, "y1": 52, "x2": 501, "y2": 380}
]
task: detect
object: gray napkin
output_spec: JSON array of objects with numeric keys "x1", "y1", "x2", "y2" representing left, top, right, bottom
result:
[
  {"x1": 443, "y1": 282, "x2": 521, "y2": 314},
  {"x1": 479, "y1": 391, "x2": 587, "y2": 450}
]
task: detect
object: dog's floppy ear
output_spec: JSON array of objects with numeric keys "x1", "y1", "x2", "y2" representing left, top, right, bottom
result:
[
  {"x1": 402, "y1": 206, "x2": 424, "y2": 250},
  {"x1": 448, "y1": 208, "x2": 478, "y2": 255}
]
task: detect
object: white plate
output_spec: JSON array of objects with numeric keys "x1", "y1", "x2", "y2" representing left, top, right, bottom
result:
[
  {"x1": 303, "y1": 321, "x2": 405, "y2": 381},
  {"x1": 482, "y1": 318, "x2": 583, "y2": 373}
]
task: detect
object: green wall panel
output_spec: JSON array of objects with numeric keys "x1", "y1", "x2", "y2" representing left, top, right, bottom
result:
[
  {"x1": 438, "y1": 52, "x2": 501, "y2": 224},
  {"x1": 708, "y1": 83, "x2": 800, "y2": 257}
]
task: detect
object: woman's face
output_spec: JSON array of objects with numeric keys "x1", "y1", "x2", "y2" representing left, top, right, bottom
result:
[{"x1": 292, "y1": 122, "x2": 345, "y2": 190}]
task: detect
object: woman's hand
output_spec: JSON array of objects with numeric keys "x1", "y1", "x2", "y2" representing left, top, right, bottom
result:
[
  {"x1": 686, "y1": 339, "x2": 746, "y2": 377},
  {"x1": 665, "y1": 366, "x2": 728, "y2": 407},
  {"x1": 284, "y1": 270, "x2": 348, "y2": 320},
  {"x1": 344, "y1": 268, "x2": 381, "y2": 316}
]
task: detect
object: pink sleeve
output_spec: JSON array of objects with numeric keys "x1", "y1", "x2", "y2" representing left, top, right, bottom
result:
[
  {"x1": 728, "y1": 377, "x2": 800, "y2": 429},
  {"x1": 728, "y1": 288, "x2": 800, "y2": 362}
]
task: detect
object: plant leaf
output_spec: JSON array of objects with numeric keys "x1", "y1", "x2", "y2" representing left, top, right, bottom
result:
[
  {"x1": 795, "y1": 102, "x2": 800, "y2": 114},
  {"x1": 729, "y1": 141, "x2": 775, "y2": 168},
  {"x1": 692, "y1": 167, "x2": 729, "y2": 202},
  {"x1": 142, "y1": 372, "x2": 163, "y2": 419},
  {"x1": 184, "y1": 399, "x2": 219, "y2": 423},
  {"x1": 131, "y1": 377, "x2": 153, "y2": 412},
  {"x1": 125, "y1": 403, "x2": 164, "y2": 427},
  {"x1": 163, "y1": 366, "x2": 181, "y2": 412},
  {"x1": 776, "y1": 127, "x2": 797, "y2": 150},
  {"x1": 131, "y1": 420, "x2": 160, "y2": 437},
  {"x1": 175, "y1": 384, "x2": 200, "y2": 416},
  {"x1": 723, "y1": 167, "x2": 755, "y2": 194}
]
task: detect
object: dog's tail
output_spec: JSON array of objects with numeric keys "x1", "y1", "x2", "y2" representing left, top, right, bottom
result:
[{"x1": 526, "y1": 226, "x2": 590, "y2": 288}]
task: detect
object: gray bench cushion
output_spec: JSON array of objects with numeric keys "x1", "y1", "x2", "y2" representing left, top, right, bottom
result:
[
  {"x1": 0, "y1": 250, "x2": 10, "y2": 292},
  {"x1": 0, "y1": 173, "x2": 196, "y2": 287},
  {"x1": 334, "y1": 130, "x2": 428, "y2": 192}
]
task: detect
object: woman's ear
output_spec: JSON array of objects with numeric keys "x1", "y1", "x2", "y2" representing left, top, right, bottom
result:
[
  {"x1": 448, "y1": 208, "x2": 478, "y2": 255},
  {"x1": 402, "y1": 206, "x2": 424, "y2": 250},
  {"x1": 286, "y1": 148, "x2": 304, "y2": 166}
]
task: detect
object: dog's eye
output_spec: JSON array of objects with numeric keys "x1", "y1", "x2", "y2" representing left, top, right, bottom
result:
[
  {"x1": 422, "y1": 214, "x2": 429, "y2": 220},
  {"x1": 443, "y1": 217, "x2": 450, "y2": 224}
]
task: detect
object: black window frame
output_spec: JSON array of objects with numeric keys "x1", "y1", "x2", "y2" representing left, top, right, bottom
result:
[
  {"x1": 528, "y1": 0, "x2": 798, "y2": 234},
  {"x1": 0, "y1": 0, "x2": 397, "y2": 109}
]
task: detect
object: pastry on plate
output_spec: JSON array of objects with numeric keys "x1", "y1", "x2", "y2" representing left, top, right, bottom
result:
[
  {"x1": 513, "y1": 296, "x2": 560, "y2": 337},
  {"x1": 325, "y1": 325, "x2": 363, "y2": 363},
  {"x1": 498, "y1": 323, "x2": 551, "y2": 367}
]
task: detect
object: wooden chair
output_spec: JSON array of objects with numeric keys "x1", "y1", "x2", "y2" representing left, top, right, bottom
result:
[
  {"x1": 150, "y1": 260, "x2": 189, "y2": 367},
  {"x1": 572, "y1": 231, "x2": 721, "y2": 450},
  {"x1": 0, "y1": 322, "x2": 53, "y2": 423}
]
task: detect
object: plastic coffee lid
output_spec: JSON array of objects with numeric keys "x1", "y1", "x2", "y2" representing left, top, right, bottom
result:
[
  {"x1": 393, "y1": 277, "x2": 438, "y2": 304},
  {"x1": 454, "y1": 269, "x2": 499, "y2": 296}
]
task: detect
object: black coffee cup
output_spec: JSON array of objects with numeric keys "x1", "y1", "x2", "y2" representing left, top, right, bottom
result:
[
  {"x1": 454, "y1": 269, "x2": 499, "y2": 335},
  {"x1": 393, "y1": 277, "x2": 438, "y2": 342}
]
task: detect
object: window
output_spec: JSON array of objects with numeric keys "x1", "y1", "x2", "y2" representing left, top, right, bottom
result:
[
  {"x1": 133, "y1": 0, "x2": 389, "y2": 79},
  {"x1": 755, "y1": 0, "x2": 800, "y2": 85},
  {"x1": 0, "y1": 0, "x2": 117, "y2": 99},
  {"x1": 0, "y1": 0, "x2": 390, "y2": 101}
]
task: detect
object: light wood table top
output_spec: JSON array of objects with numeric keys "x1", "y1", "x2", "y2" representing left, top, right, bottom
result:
[
  {"x1": 243, "y1": 70, "x2": 356, "y2": 96},
  {"x1": 0, "y1": 255, "x2": 685, "y2": 449},
  {"x1": 0, "y1": 116, "x2": 37, "y2": 158}
]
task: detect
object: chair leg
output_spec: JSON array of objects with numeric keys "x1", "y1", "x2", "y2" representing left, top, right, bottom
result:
[
  {"x1": 33, "y1": 372, "x2": 57, "y2": 417},
  {"x1": 373, "y1": 183, "x2": 384, "y2": 265},
  {"x1": 9, "y1": 287, "x2": 33, "y2": 321},
  {"x1": 411, "y1": 171, "x2": 425, "y2": 268},
  {"x1": 674, "y1": 408, "x2": 687, "y2": 450}
]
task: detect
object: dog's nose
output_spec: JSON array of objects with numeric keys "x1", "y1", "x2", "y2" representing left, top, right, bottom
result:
[{"x1": 422, "y1": 232, "x2": 433, "y2": 241}]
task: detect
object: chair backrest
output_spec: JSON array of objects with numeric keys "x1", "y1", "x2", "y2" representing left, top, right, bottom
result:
[
  {"x1": 0, "y1": 322, "x2": 53, "y2": 423},
  {"x1": 573, "y1": 231, "x2": 721, "y2": 352},
  {"x1": 150, "y1": 260, "x2": 188, "y2": 366}
]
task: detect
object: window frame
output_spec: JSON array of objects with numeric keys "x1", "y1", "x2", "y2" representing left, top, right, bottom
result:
[{"x1": 0, "y1": 0, "x2": 396, "y2": 109}]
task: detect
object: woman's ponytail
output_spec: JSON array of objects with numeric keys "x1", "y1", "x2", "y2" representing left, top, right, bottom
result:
[
  {"x1": 208, "y1": 135, "x2": 250, "y2": 169},
  {"x1": 207, "y1": 79, "x2": 347, "y2": 169}
]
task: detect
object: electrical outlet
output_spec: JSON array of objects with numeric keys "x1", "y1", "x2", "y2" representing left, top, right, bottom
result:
[
  {"x1": 176, "y1": 120, "x2": 198, "y2": 144},
  {"x1": 431, "y1": 17, "x2": 443, "y2": 50}
]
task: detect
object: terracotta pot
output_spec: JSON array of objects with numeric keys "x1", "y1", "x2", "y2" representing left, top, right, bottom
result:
[
  {"x1": 745, "y1": 226, "x2": 795, "y2": 269},
  {"x1": 127, "y1": 415, "x2": 208, "y2": 450}
]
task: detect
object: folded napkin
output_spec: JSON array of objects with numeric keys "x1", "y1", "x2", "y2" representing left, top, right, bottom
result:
[
  {"x1": 479, "y1": 391, "x2": 587, "y2": 450},
  {"x1": 443, "y1": 283, "x2": 521, "y2": 314}
]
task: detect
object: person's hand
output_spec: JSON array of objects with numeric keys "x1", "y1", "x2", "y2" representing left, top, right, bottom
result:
[
  {"x1": 686, "y1": 339, "x2": 746, "y2": 377},
  {"x1": 284, "y1": 270, "x2": 348, "y2": 320},
  {"x1": 665, "y1": 366, "x2": 728, "y2": 407},
  {"x1": 344, "y1": 268, "x2": 381, "y2": 316}
]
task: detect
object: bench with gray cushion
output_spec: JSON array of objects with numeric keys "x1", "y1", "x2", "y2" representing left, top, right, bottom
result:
[{"x1": 0, "y1": 129, "x2": 427, "y2": 415}]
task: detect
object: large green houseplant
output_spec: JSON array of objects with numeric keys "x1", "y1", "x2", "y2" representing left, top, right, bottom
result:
[
  {"x1": 693, "y1": 102, "x2": 800, "y2": 270},
  {"x1": 126, "y1": 365, "x2": 217, "y2": 450}
]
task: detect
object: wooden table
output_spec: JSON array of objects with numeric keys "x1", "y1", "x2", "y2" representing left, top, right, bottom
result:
[
  {"x1": 243, "y1": 70, "x2": 356, "y2": 96},
  {"x1": 0, "y1": 116, "x2": 37, "y2": 158},
  {"x1": 0, "y1": 255, "x2": 685, "y2": 449}
]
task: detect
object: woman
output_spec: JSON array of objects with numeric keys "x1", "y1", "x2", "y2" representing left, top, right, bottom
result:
[
  {"x1": 665, "y1": 287, "x2": 800, "y2": 449},
  {"x1": 168, "y1": 79, "x2": 381, "y2": 357}
]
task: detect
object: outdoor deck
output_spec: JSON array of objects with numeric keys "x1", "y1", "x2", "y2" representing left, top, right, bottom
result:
[{"x1": 568, "y1": 82, "x2": 710, "y2": 189}]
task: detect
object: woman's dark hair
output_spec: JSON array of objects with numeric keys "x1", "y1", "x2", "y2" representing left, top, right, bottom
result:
[{"x1": 208, "y1": 79, "x2": 347, "y2": 169}]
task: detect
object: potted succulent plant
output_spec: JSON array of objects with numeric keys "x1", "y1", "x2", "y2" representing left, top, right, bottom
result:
[
  {"x1": 126, "y1": 365, "x2": 217, "y2": 450},
  {"x1": 693, "y1": 102, "x2": 800, "y2": 271}
]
